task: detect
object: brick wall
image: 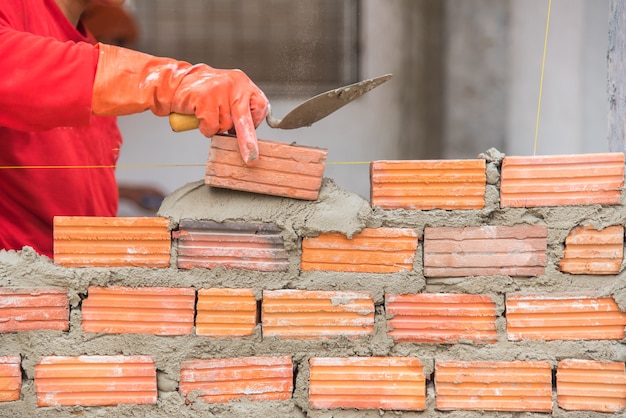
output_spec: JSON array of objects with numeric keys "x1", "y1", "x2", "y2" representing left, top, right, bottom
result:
[{"x1": 1, "y1": 148, "x2": 626, "y2": 417}]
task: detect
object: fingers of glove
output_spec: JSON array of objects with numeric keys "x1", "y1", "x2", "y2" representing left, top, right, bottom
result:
[
  {"x1": 249, "y1": 90, "x2": 269, "y2": 128},
  {"x1": 231, "y1": 98, "x2": 260, "y2": 165}
]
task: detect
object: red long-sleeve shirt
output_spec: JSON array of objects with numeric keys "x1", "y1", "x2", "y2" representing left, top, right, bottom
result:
[{"x1": 0, "y1": 0, "x2": 122, "y2": 257}]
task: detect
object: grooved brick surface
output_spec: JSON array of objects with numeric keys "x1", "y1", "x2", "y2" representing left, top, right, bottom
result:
[
  {"x1": 0, "y1": 356, "x2": 21, "y2": 402},
  {"x1": 0, "y1": 288, "x2": 69, "y2": 332},
  {"x1": 175, "y1": 220, "x2": 289, "y2": 272},
  {"x1": 301, "y1": 228, "x2": 418, "y2": 273},
  {"x1": 558, "y1": 225, "x2": 624, "y2": 275},
  {"x1": 435, "y1": 361, "x2": 553, "y2": 412},
  {"x1": 423, "y1": 225, "x2": 547, "y2": 277},
  {"x1": 34, "y1": 355, "x2": 157, "y2": 407},
  {"x1": 557, "y1": 359, "x2": 626, "y2": 413},
  {"x1": 386, "y1": 293, "x2": 497, "y2": 344},
  {"x1": 309, "y1": 357, "x2": 425, "y2": 411},
  {"x1": 506, "y1": 293, "x2": 626, "y2": 341},
  {"x1": 205, "y1": 135, "x2": 327, "y2": 200},
  {"x1": 196, "y1": 288, "x2": 257, "y2": 337},
  {"x1": 53, "y1": 216, "x2": 171, "y2": 267},
  {"x1": 262, "y1": 290, "x2": 374, "y2": 339},
  {"x1": 81, "y1": 286, "x2": 195, "y2": 335},
  {"x1": 370, "y1": 159, "x2": 486, "y2": 210},
  {"x1": 500, "y1": 153, "x2": 625, "y2": 207},
  {"x1": 179, "y1": 356, "x2": 293, "y2": 403}
]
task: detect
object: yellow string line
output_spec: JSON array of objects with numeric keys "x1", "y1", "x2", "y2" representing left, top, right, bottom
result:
[
  {"x1": 0, "y1": 161, "x2": 371, "y2": 169},
  {"x1": 534, "y1": 0, "x2": 552, "y2": 156}
]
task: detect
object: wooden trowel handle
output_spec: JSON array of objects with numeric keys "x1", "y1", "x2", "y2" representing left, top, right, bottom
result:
[{"x1": 169, "y1": 113, "x2": 200, "y2": 132}]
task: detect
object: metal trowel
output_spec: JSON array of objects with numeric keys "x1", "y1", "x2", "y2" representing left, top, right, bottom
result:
[{"x1": 168, "y1": 73, "x2": 393, "y2": 132}]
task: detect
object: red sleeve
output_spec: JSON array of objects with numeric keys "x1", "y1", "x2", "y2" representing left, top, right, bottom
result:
[{"x1": 0, "y1": 26, "x2": 100, "y2": 131}]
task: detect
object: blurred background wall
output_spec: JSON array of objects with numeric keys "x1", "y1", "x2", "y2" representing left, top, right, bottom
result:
[{"x1": 100, "y1": 0, "x2": 610, "y2": 212}]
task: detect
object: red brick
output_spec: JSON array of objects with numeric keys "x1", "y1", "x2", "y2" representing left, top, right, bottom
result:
[
  {"x1": 82, "y1": 286, "x2": 195, "y2": 335},
  {"x1": 435, "y1": 361, "x2": 552, "y2": 412},
  {"x1": 0, "y1": 288, "x2": 68, "y2": 332},
  {"x1": 309, "y1": 357, "x2": 425, "y2": 411},
  {"x1": 301, "y1": 228, "x2": 418, "y2": 273},
  {"x1": 262, "y1": 290, "x2": 374, "y2": 339},
  {"x1": 0, "y1": 356, "x2": 21, "y2": 402},
  {"x1": 35, "y1": 355, "x2": 157, "y2": 407},
  {"x1": 424, "y1": 225, "x2": 547, "y2": 277},
  {"x1": 559, "y1": 225, "x2": 623, "y2": 275},
  {"x1": 196, "y1": 288, "x2": 257, "y2": 337},
  {"x1": 557, "y1": 359, "x2": 626, "y2": 413},
  {"x1": 370, "y1": 159, "x2": 486, "y2": 209},
  {"x1": 386, "y1": 293, "x2": 497, "y2": 343},
  {"x1": 175, "y1": 220, "x2": 288, "y2": 272},
  {"x1": 205, "y1": 135, "x2": 327, "y2": 200},
  {"x1": 179, "y1": 356, "x2": 293, "y2": 403},
  {"x1": 500, "y1": 153, "x2": 624, "y2": 207},
  {"x1": 53, "y1": 216, "x2": 171, "y2": 267},
  {"x1": 506, "y1": 293, "x2": 626, "y2": 341}
]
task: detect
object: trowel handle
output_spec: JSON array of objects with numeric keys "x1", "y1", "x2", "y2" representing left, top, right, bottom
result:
[{"x1": 169, "y1": 113, "x2": 200, "y2": 132}]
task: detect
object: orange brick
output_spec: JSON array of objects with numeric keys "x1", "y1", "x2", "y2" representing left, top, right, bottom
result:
[
  {"x1": 309, "y1": 357, "x2": 425, "y2": 411},
  {"x1": 196, "y1": 288, "x2": 257, "y2": 337},
  {"x1": 0, "y1": 356, "x2": 21, "y2": 402},
  {"x1": 557, "y1": 359, "x2": 626, "y2": 413},
  {"x1": 386, "y1": 293, "x2": 497, "y2": 344},
  {"x1": 175, "y1": 220, "x2": 288, "y2": 272},
  {"x1": 435, "y1": 360, "x2": 552, "y2": 412},
  {"x1": 506, "y1": 293, "x2": 626, "y2": 341},
  {"x1": 53, "y1": 216, "x2": 171, "y2": 268},
  {"x1": 35, "y1": 355, "x2": 157, "y2": 407},
  {"x1": 370, "y1": 159, "x2": 486, "y2": 210},
  {"x1": 262, "y1": 290, "x2": 374, "y2": 339},
  {"x1": 205, "y1": 135, "x2": 327, "y2": 200},
  {"x1": 82, "y1": 286, "x2": 195, "y2": 335},
  {"x1": 559, "y1": 225, "x2": 624, "y2": 275},
  {"x1": 500, "y1": 153, "x2": 624, "y2": 208},
  {"x1": 423, "y1": 225, "x2": 547, "y2": 277},
  {"x1": 0, "y1": 288, "x2": 68, "y2": 332},
  {"x1": 179, "y1": 356, "x2": 293, "y2": 403},
  {"x1": 301, "y1": 228, "x2": 418, "y2": 273}
]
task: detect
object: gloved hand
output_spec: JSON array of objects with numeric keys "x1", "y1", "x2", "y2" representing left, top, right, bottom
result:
[{"x1": 91, "y1": 43, "x2": 268, "y2": 164}]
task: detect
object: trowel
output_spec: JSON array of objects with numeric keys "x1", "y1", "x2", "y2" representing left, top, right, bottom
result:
[{"x1": 168, "y1": 73, "x2": 393, "y2": 132}]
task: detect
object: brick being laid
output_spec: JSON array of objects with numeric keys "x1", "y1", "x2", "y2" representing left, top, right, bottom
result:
[
  {"x1": 179, "y1": 356, "x2": 293, "y2": 403},
  {"x1": 174, "y1": 220, "x2": 289, "y2": 272},
  {"x1": 196, "y1": 288, "x2": 257, "y2": 337},
  {"x1": 81, "y1": 286, "x2": 195, "y2": 335},
  {"x1": 559, "y1": 225, "x2": 624, "y2": 275},
  {"x1": 309, "y1": 356, "x2": 425, "y2": 411},
  {"x1": 500, "y1": 152, "x2": 625, "y2": 208},
  {"x1": 385, "y1": 293, "x2": 497, "y2": 344},
  {"x1": 301, "y1": 228, "x2": 418, "y2": 273},
  {"x1": 506, "y1": 293, "x2": 626, "y2": 341},
  {"x1": 34, "y1": 355, "x2": 157, "y2": 407},
  {"x1": 0, "y1": 288, "x2": 68, "y2": 332},
  {"x1": 205, "y1": 134, "x2": 327, "y2": 200},
  {"x1": 423, "y1": 225, "x2": 547, "y2": 277},
  {"x1": 435, "y1": 360, "x2": 552, "y2": 412},
  {"x1": 53, "y1": 216, "x2": 171, "y2": 268},
  {"x1": 370, "y1": 159, "x2": 486, "y2": 210},
  {"x1": 557, "y1": 359, "x2": 626, "y2": 413},
  {"x1": 262, "y1": 289, "x2": 374, "y2": 339},
  {"x1": 0, "y1": 356, "x2": 21, "y2": 402}
]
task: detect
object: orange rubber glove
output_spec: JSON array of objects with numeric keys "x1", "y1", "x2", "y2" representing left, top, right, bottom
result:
[{"x1": 91, "y1": 43, "x2": 268, "y2": 164}]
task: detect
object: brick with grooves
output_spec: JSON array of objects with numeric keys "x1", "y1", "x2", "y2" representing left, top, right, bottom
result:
[
  {"x1": 0, "y1": 356, "x2": 21, "y2": 402},
  {"x1": 370, "y1": 159, "x2": 486, "y2": 210},
  {"x1": 423, "y1": 225, "x2": 547, "y2": 277},
  {"x1": 196, "y1": 288, "x2": 258, "y2": 337},
  {"x1": 0, "y1": 288, "x2": 68, "y2": 332},
  {"x1": 179, "y1": 356, "x2": 293, "y2": 403},
  {"x1": 559, "y1": 225, "x2": 624, "y2": 275},
  {"x1": 309, "y1": 357, "x2": 425, "y2": 411},
  {"x1": 301, "y1": 227, "x2": 418, "y2": 273},
  {"x1": 386, "y1": 293, "x2": 498, "y2": 343}
]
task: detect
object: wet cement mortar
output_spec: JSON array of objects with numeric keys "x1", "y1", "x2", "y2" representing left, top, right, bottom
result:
[{"x1": 1, "y1": 149, "x2": 626, "y2": 417}]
